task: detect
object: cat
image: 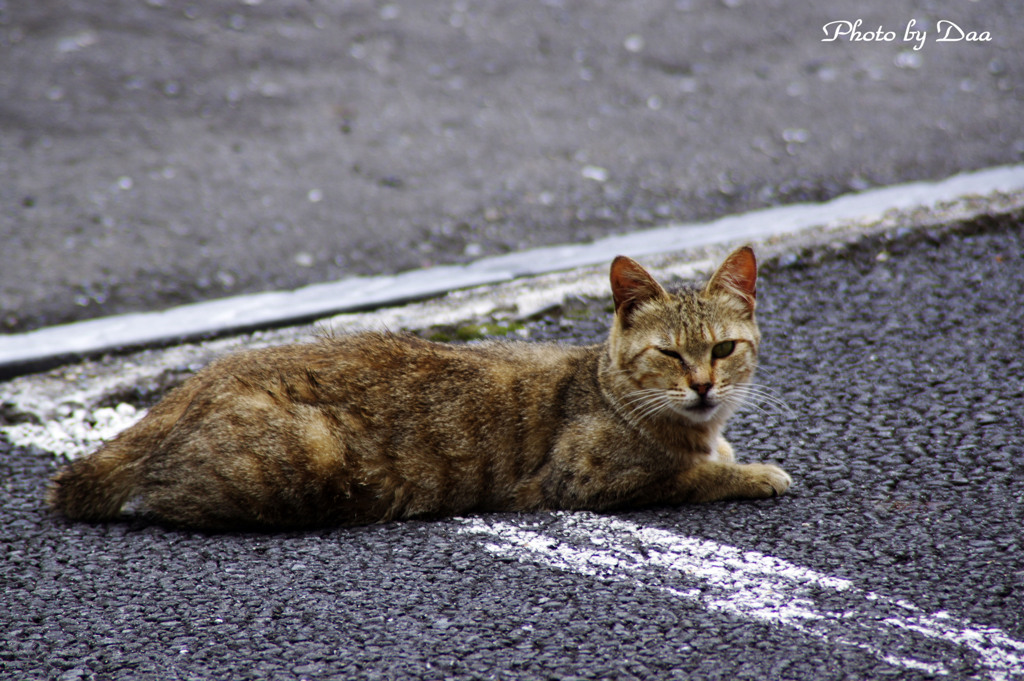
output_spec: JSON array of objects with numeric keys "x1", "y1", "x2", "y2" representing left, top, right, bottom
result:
[{"x1": 48, "y1": 246, "x2": 790, "y2": 530}]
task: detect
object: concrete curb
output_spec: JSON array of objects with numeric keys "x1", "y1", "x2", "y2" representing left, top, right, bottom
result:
[{"x1": 2, "y1": 163, "x2": 1024, "y2": 378}]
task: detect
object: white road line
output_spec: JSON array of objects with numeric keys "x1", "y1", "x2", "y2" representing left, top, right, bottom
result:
[
  {"x1": 459, "y1": 513, "x2": 1024, "y2": 680},
  {"x1": 1, "y1": 402, "x2": 144, "y2": 460}
]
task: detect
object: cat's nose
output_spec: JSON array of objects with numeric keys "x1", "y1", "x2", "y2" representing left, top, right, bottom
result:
[{"x1": 691, "y1": 382, "x2": 712, "y2": 396}]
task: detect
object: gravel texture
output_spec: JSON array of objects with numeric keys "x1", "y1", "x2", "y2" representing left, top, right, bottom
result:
[{"x1": 2, "y1": 214, "x2": 1023, "y2": 679}]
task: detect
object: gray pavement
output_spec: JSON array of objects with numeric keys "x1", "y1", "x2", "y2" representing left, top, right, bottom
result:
[
  {"x1": 2, "y1": 213, "x2": 1022, "y2": 680},
  {"x1": 2, "y1": 1, "x2": 1023, "y2": 333}
]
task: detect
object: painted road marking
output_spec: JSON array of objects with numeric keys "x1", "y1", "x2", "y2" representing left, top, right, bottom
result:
[
  {"x1": 459, "y1": 513, "x2": 1024, "y2": 680},
  {"x1": 1, "y1": 402, "x2": 144, "y2": 460}
]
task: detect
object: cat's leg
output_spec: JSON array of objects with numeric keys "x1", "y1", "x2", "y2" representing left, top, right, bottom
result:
[{"x1": 670, "y1": 460, "x2": 791, "y2": 503}]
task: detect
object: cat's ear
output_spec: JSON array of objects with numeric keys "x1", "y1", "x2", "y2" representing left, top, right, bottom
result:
[
  {"x1": 610, "y1": 256, "x2": 667, "y2": 326},
  {"x1": 707, "y1": 246, "x2": 757, "y2": 310}
]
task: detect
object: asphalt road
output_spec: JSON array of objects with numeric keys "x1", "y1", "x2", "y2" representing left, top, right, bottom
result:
[
  {"x1": 2, "y1": 1, "x2": 1023, "y2": 332},
  {"x1": 2, "y1": 213, "x2": 1022, "y2": 680}
]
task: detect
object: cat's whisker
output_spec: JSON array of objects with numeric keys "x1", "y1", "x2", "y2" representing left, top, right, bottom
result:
[
  {"x1": 618, "y1": 389, "x2": 676, "y2": 424},
  {"x1": 635, "y1": 396, "x2": 675, "y2": 422},
  {"x1": 724, "y1": 387, "x2": 786, "y2": 413},
  {"x1": 733, "y1": 381, "x2": 785, "y2": 396},
  {"x1": 621, "y1": 393, "x2": 667, "y2": 418},
  {"x1": 725, "y1": 383, "x2": 795, "y2": 417},
  {"x1": 732, "y1": 384, "x2": 792, "y2": 411},
  {"x1": 721, "y1": 394, "x2": 775, "y2": 418},
  {"x1": 619, "y1": 387, "x2": 667, "y2": 403},
  {"x1": 619, "y1": 388, "x2": 666, "y2": 405},
  {"x1": 730, "y1": 385, "x2": 787, "y2": 404},
  {"x1": 629, "y1": 402, "x2": 673, "y2": 426},
  {"x1": 748, "y1": 365, "x2": 782, "y2": 380}
]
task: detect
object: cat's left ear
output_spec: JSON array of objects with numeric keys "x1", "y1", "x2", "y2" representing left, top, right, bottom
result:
[
  {"x1": 706, "y1": 246, "x2": 757, "y2": 311},
  {"x1": 610, "y1": 256, "x2": 667, "y2": 326}
]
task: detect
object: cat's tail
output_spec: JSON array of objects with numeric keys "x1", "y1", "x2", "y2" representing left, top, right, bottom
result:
[{"x1": 47, "y1": 434, "x2": 148, "y2": 522}]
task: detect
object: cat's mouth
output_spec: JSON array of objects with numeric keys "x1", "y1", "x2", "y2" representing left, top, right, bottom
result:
[
  {"x1": 675, "y1": 397, "x2": 721, "y2": 423},
  {"x1": 643, "y1": 389, "x2": 724, "y2": 424}
]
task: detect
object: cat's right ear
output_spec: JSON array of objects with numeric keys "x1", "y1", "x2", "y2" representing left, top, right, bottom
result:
[{"x1": 610, "y1": 256, "x2": 666, "y2": 327}]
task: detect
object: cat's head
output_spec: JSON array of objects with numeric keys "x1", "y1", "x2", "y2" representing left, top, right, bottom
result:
[{"x1": 604, "y1": 247, "x2": 760, "y2": 426}]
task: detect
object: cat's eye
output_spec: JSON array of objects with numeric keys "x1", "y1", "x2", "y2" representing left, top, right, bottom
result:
[
  {"x1": 711, "y1": 340, "x2": 736, "y2": 359},
  {"x1": 657, "y1": 348, "x2": 683, "y2": 362}
]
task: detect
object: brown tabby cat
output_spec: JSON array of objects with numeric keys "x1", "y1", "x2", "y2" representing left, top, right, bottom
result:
[{"x1": 48, "y1": 247, "x2": 790, "y2": 530}]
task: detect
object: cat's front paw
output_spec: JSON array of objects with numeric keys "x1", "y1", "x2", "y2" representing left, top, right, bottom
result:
[
  {"x1": 745, "y1": 463, "x2": 792, "y2": 498},
  {"x1": 714, "y1": 437, "x2": 735, "y2": 462}
]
